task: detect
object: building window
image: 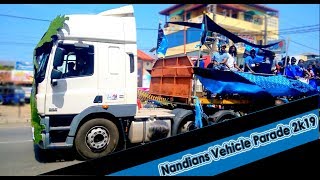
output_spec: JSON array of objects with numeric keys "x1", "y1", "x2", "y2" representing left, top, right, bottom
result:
[
  {"x1": 253, "y1": 17, "x2": 262, "y2": 25},
  {"x1": 244, "y1": 14, "x2": 253, "y2": 22},
  {"x1": 267, "y1": 17, "x2": 278, "y2": 28}
]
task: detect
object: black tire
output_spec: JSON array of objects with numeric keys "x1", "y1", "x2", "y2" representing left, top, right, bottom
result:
[
  {"x1": 211, "y1": 110, "x2": 239, "y2": 123},
  {"x1": 178, "y1": 120, "x2": 196, "y2": 134},
  {"x1": 216, "y1": 114, "x2": 238, "y2": 123},
  {"x1": 171, "y1": 108, "x2": 185, "y2": 116},
  {"x1": 172, "y1": 109, "x2": 196, "y2": 136},
  {"x1": 75, "y1": 118, "x2": 119, "y2": 160},
  {"x1": 11, "y1": 99, "x2": 19, "y2": 106}
]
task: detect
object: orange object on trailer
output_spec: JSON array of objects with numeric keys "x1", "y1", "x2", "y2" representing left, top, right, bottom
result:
[{"x1": 149, "y1": 55, "x2": 194, "y2": 104}]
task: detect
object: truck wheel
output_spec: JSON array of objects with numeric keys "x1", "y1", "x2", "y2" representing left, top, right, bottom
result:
[
  {"x1": 75, "y1": 118, "x2": 119, "y2": 160},
  {"x1": 178, "y1": 121, "x2": 195, "y2": 134},
  {"x1": 210, "y1": 110, "x2": 239, "y2": 123},
  {"x1": 216, "y1": 114, "x2": 237, "y2": 123},
  {"x1": 171, "y1": 108, "x2": 184, "y2": 116},
  {"x1": 172, "y1": 109, "x2": 196, "y2": 136}
]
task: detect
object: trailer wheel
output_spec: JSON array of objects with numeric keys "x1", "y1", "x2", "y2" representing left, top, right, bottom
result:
[
  {"x1": 178, "y1": 121, "x2": 195, "y2": 134},
  {"x1": 211, "y1": 110, "x2": 239, "y2": 123},
  {"x1": 172, "y1": 109, "x2": 196, "y2": 136},
  {"x1": 75, "y1": 118, "x2": 119, "y2": 160}
]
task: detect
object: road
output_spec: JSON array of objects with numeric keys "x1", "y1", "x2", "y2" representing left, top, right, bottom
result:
[{"x1": 0, "y1": 123, "x2": 81, "y2": 176}]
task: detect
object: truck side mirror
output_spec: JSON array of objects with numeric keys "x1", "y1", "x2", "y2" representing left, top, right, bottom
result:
[
  {"x1": 51, "y1": 69, "x2": 62, "y2": 86},
  {"x1": 53, "y1": 47, "x2": 65, "y2": 67}
]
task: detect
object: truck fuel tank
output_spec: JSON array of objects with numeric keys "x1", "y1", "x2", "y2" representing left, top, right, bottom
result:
[{"x1": 128, "y1": 119, "x2": 172, "y2": 144}]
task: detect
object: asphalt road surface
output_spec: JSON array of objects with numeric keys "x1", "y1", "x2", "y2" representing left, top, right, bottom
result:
[{"x1": 0, "y1": 123, "x2": 81, "y2": 176}]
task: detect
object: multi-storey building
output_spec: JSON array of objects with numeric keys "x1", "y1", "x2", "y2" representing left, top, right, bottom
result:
[{"x1": 159, "y1": 4, "x2": 279, "y2": 65}]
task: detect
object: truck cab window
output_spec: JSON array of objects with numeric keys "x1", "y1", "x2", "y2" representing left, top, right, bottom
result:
[{"x1": 55, "y1": 43, "x2": 94, "y2": 78}]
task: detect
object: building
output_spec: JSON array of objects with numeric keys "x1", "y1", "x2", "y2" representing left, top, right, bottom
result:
[
  {"x1": 159, "y1": 4, "x2": 279, "y2": 65},
  {"x1": 0, "y1": 70, "x2": 12, "y2": 85},
  {"x1": 292, "y1": 53, "x2": 319, "y2": 62},
  {"x1": 0, "y1": 60, "x2": 33, "y2": 85},
  {"x1": 137, "y1": 50, "x2": 155, "y2": 90},
  {"x1": 300, "y1": 52, "x2": 320, "y2": 61},
  {"x1": 0, "y1": 60, "x2": 15, "y2": 70}
]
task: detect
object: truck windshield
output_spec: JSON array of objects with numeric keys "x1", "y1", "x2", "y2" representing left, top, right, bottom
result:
[{"x1": 35, "y1": 43, "x2": 52, "y2": 83}]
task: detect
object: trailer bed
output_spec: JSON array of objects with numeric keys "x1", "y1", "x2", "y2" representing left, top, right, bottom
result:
[{"x1": 134, "y1": 108, "x2": 175, "y2": 119}]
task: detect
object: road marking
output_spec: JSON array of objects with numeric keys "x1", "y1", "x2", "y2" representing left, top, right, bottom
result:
[
  {"x1": 0, "y1": 125, "x2": 31, "y2": 129},
  {"x1": 0, "y1": 139, "x2": 33, "y2": 144}
]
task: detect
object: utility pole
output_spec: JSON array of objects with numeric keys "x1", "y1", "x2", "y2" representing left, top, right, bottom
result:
[
  {"x1": 264, "y1": 14, "x2": 268, "y2": 45},
  {"x1": 212, "y1": 4, "x2": 217, "y2": 52},
  {"x1": 283, "y1": 37, "x2": 290, "y2": 75},
  {"x1": 193, "y1": 5, "x2": 217, "y2": 97}
]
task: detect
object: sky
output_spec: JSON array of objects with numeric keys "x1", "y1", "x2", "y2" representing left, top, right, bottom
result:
[{"x1": 0, "y1": 4, "x2": 319, "y2": 63}]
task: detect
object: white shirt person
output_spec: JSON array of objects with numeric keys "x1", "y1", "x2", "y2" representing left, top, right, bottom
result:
[{"x1": 227, "y1": 45, "x2": 242, "y2": 72}]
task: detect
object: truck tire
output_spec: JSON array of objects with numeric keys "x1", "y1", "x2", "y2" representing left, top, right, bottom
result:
[
  {"x1": 75, "y1": 118, "x2": 119, "y2": 160},
  {"x1": 171, "y1": 108, "x2": 185, "y2": 116},
  {"x1": 171, "y1": 109, "x2": 196, "y2": 136},
  {"x1": 11, "y1": 99, "x2": 19, "y2": 106},
  {"x1": 210, "y1": 110, "x2": 239, "y2": 123}
]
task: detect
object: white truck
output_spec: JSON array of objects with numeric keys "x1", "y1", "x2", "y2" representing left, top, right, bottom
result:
[{"x1": 32, "y1": 5, "x2": 197, "y2": 160}]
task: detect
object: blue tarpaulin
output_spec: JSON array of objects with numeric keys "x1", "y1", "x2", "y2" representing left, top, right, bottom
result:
[
  {"x1": 156, "y1": 23, "x2": 168, "y2": 59},
  {"x1": 194, "y1": 67, "x2": 318, "y2": 98}
]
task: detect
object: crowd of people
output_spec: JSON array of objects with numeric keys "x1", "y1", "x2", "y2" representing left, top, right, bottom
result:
[
  {"x1": 196, "y1": 43, "x2": 320, "y2": 89},
  {"x1": 274, "y1": 56, "x2": 320, "y2": 89}
]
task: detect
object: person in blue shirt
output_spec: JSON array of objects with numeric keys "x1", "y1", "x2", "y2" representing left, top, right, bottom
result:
[
  {"x1": 194, "y1": 54, "x2": 206, "y2": 68},
  {"x1": 291, "y1": 58, "x2": 304, "y2": 78},
  {"x1": 244, "y1": 49, "x2": 257, "y2": 73},
  {"x1": 285, "y1": 57, "x2": 306, "y2": 79},
  {"x1": 210, "y1": 43, "x2": 229, "y2": 70}
]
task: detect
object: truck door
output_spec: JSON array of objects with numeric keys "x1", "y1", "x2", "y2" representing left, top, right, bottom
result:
[
  {"x1": 45, "y1": 42, "x2": 98, "y2": 115},
  {"x1": 98, "y1": 44, "x2": 127, "y2": 104}
]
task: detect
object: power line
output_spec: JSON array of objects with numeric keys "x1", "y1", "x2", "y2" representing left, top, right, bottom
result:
[
  {"x1": 0, "y1": 12, "x2": 318, "y2": 33},
  {"x1": 0, "y1": 14, "x2": 50, "y2": 22},
  {"x1": 0, "y1": 11, "x2": 318, "y2": 48},
  {"x1": 0, "y1": 41, "x2": 36, "y2": 46},
  {"x1": 276, "y1": 14, "x2": 320, "y2": 40},
  {"x1": 277, "y1": 24, "x2": 319, "y2": 32},
  {"x1": 0, "y1": 12, "x2": 318, "y2": 53},
  {"x1": 290, "y1": 40, "x2": 319, "y2": 52},
  {"x1": 277, "y1": 35, "x2": 319, "y2": 55}
]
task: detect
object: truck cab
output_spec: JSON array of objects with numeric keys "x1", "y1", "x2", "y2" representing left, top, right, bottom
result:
[{"x1": 32, "y1": 5, "x2": 176, "y2": 160}]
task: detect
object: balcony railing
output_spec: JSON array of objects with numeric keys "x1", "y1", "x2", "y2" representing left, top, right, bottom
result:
[
  {"x1": 214, "y1": 13, "x2": 264, "y2": 32},
  {"x1": 164, "y1": 13, "x2": 270, "y2": 35}
]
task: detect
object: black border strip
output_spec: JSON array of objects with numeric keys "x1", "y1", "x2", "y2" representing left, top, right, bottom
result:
[
  {"x1": 42, "y1": 94, "x2": 319, "y2": 176},
  {"x1": 216, "y1": 139, "x2": 320, "y2": 178}
]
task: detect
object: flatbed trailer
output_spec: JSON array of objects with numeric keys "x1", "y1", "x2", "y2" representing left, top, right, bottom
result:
[{"x1": 146, "y1": 55, "x2": 276, "y2": 126}]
